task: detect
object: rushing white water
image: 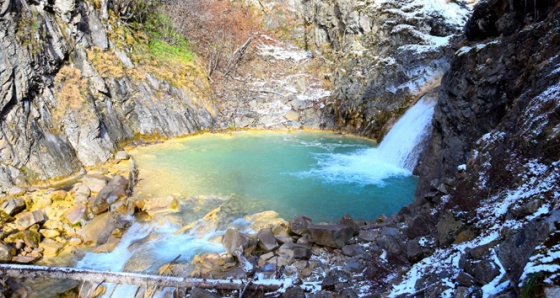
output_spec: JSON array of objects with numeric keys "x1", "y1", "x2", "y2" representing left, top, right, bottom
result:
[
  {"x1": 376, "y1": 97, "x2": 436, "y2": 170},
  {"x1": 301, "y1": 97, "x2": 436, "y2": 186}
]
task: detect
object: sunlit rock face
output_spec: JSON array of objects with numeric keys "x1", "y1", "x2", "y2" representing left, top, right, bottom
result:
[{"x1": 0, "y1": 0, "x2": 215, "y2": 191}]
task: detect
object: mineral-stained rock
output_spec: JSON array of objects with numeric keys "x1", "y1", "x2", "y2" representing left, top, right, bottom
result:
[
  {"x1": 139, "y1": 196, "x2": 179, "y2": 217},
  {"x1": 257, "y1": 228, "x2": 279, "y2": 252},
  {"x1": 4, "y1": 230, "x2": 41, "y2": 248},
  {"x1": 0, "y1": 197, "x2": 25, "y2": 216},
  {"x1": 39, "y1": 239, "x2": 64, "y2": 257},
  {"x1": 108, "y1": 175, "x2": 129, "y2": 189},
  {"x1": 221, "y1": 228, "x2": 257, "y2": 256},
  {"x1": 72, "y1": 184, "x2": 91, "y2": 203},
  {"x1": 64, "y1": 204, "x2": 86, "y2": 225},
  {"x1": 290, "y1": 215, "x2": 312, "y2": 236},
  {"x1": 90, "y1": 184, "x2": 126, "y2": 215},
  {"x1": 0, "y1": 242, "x2": 15, "y2": 262},
  {"x1": 114, "y1": 151, "x2": 130, "y2": 161},
  {"x1": 80, "y1": 213, "x2": 116, "y2": 245},
  {"x1": 82, "y1": 174, "x2": 110, "y2": 193},
  {"x1": 307, "y1": 224, "x2": 353, "y2": 249},
  {"x1": 15, "y1": 211, "x2": 46, "y2": 231},
  {"x1": 278, "y1": 242, "x2": 312, "y2": 262}
]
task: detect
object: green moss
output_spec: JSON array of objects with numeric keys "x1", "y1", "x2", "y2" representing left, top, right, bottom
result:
[{"x1": 520, "y1": 273, "x2": 546, "y2": 298}]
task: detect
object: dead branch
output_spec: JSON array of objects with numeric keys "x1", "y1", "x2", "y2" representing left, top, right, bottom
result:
[{"x1": 0, "y1": 264, "x2": 284, "y2": 292}]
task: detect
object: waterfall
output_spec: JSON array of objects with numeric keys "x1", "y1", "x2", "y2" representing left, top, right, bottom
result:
[
  {"x1": 299, "y1": 96, "x2": 436, "y2": 186},
  {"x1": 376, "y1": 97, "x2": 436, "y2": 171}
]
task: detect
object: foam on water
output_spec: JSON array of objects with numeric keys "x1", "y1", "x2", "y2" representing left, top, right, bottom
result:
[{"x1": 296, "y1": 97, "x2": 436, "y2": 185}]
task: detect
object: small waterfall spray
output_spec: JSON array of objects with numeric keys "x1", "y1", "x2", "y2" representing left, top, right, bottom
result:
[
  {"x1": 376, "y1": 96, "x2": 436, "y2": 171},
  {"x1": 304, "y1": 96, "x2": 436, "y2": 185}
]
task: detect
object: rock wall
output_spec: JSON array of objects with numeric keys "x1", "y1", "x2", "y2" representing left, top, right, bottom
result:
[
  {"x1": 415, "y1": 0, "x2": 560, "y2": 200},
  {"x1": 248, "y1": 0, "x2": 471, "y2": 139},
  {"x1": 0, "y1": 0, "x2": 215, "y2": 192}
]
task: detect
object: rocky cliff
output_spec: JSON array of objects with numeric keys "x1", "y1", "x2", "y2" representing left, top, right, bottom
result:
[
  {"x1": 0, "y1": 0, "x2": 215, "y2": 192},
  {"x1": 399, "y1": 0, "x2": 560, "y2": 296}
]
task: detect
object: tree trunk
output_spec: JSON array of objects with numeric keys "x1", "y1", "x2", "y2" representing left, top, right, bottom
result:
[{"x1": 0, "y1": 264, "x2": 283, "y2": 291}]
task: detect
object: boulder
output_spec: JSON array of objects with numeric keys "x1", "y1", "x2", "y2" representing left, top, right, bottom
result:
[
  {"x1": 456, "y1": 271, "x2": 475, "y2": 287},
  {"x1": 277, "y1": 242, "x2": 311, "y2": 262},
  {"x1": 91, "y1": 184, "x2": 126, "y2": 215},
  {"x1": 139, "y1": 196, "x2": 179, "y2": 216},
  {"x1": 221, "y1": 228, "x2": 257, "y2": 256},
  {"x1": 464, "y1": 259, "x2": 500, "y2": 285},
  {"x1": 358, "y1": 229, "x2": 378, "y2": 242},
  {"x1": 80, "y1": 213, "x2": 116, "y2": 245},
  {"x1": 49, "y1": 190, "x2": 68, "y2": 201},
  {"x1": 290, "y1": 215, "x2": 312, "y2": 236},
  {"x1": 436, "y1": 212, "x2": 463, "y2": 246},
  {"x1": 39, "y1": 239, "x2": 64, "y2": 257},
  {"x1": 342, "y1": 244, "x2": 365, "y2": 257},
  {"x1": 0, "y1": 242, "x2": 15, "y2": 262},
  {"x1": 338, "y1": 214, "x2": 359, "y2": 235},
  {"x1": 4, "y1": 230, "x2": 41, "y2": 248},
  {"x1": 321, "y1": 269, "x2": 352, "y2": 291},
  {"x1": 257, "y1": 228, "x2": 279, "y2": 252},
  {"x1": 64, "y1": 204, "x2": 86, "y2": 225},
  {"x1": 82, "y1": 174, "x2": 110, "y2": 193},
  {"x1": 114, "y1": 151, "x2": 130, "y2": 161},
  {"x1": 307, "y1": 224, "x2": 354, "y2": 248},
  {"x1": 15, "y1": 210, "x2": 46, "y2": 230},
  {"x1": 72, "y1": 184, "x2": 91, "y2": 203},
  {"x1": 108, "y1": 175, "x2": 129, "y2": 189},
  {"x1": 0, "y1": 197, "x2": 25, "y2": 216},
  {"x1": 7, "y1": 186, "x2": 25, "y2": 196}
]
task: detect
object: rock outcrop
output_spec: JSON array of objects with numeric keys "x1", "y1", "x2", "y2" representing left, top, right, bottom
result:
[{"x1": 0, "y1": 0, "x2": 215, "y2": 192}]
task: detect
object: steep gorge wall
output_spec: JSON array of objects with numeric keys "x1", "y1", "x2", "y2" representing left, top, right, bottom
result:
[
  {"x1": 256, "y1": 0, "x2": 471, "y2": 139},
  {"x1": 415, "y1": 0, "x2": 560, "y2": 200},
  {"x1": 0, "y1": 0, "x2": 215, "y2": 192}
]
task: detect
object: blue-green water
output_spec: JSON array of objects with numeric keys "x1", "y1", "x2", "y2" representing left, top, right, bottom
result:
[{"x1": 132, "y1": 131, "x2": 417, "y2": 222}]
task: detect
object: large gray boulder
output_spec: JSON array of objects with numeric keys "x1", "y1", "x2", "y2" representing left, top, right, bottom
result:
[
  {"x1": 80, "y1": 212, "x2": 116, "y2": 245},
  {"x1": 90, "y1": 184, "x2": 126, "y2": 215},
  {"x1": 257, "y1": 228, "x2": 279, "y2": 252},
  {"x1": 307, "y1": 224, "x2": 354, "y2": 249},
  {"x1": 15, "y1": 211, "x2": 46, "y2": 230},
  {"x1": 0, "y1": 242, "x2": 15, "y2": 262},
  {"x1": 0, "y1": 197, "x2": 25, "y2": 216},
  {"x1": 277, "y1": 242, "x2": 311, "y2": 262},
  {"x1": 289, "y1": 215, "x2": 312, "y2": 236},
  {"x1": 221, "y1": 228, "x2": 257, "y2": 256},
  {"x1": 82, "y1": 174, "x2": 110, "y2": 193}
]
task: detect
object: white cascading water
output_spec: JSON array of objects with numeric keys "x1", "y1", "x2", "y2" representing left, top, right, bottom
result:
[
  {"x1": 305, "y1": 96, "x2": 436, "y2": 185},
  {"x1": 375, "y1": 96, "x2": 436, "y2": 171}
]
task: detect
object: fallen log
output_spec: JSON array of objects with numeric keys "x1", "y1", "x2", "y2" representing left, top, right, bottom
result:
[{"x1": 0, "y1": 264, "x2": 285, "y2": 292}]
